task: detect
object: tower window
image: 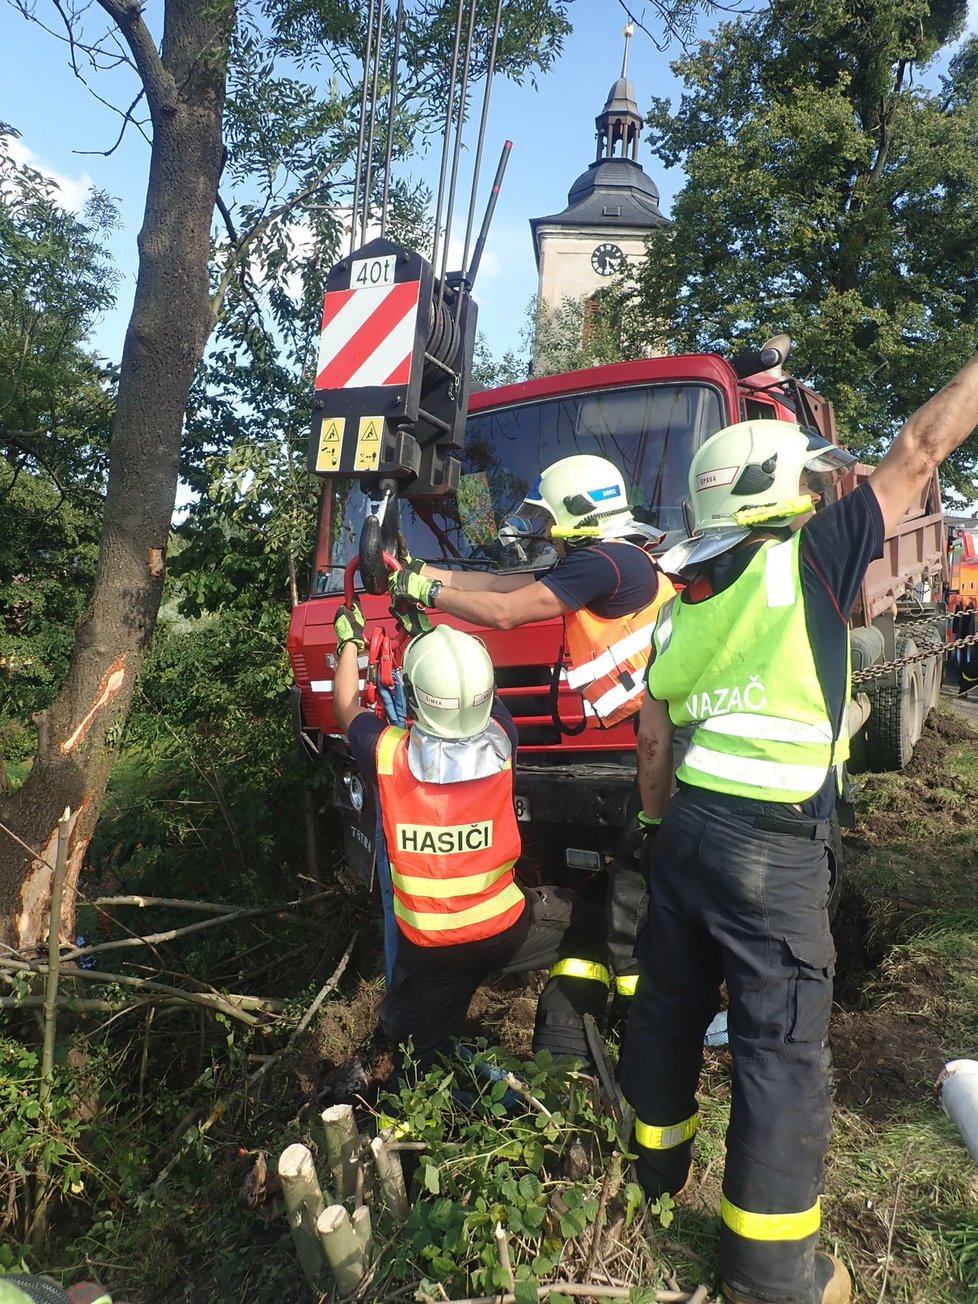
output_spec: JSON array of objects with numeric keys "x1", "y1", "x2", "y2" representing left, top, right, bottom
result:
[{"x1": 602, "y1": 205, "x2": 622, "y2": 217}]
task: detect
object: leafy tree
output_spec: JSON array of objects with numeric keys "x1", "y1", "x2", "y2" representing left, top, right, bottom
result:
[
  {"x1": 0, "y1": 0, "x2": 574, "y2": 947},
  {"x1": 624, "y1": 0, "x2": 978, "y2": 491},
  {"x1": 0, "y1": 126, "x2": 118, "y2": 790}
]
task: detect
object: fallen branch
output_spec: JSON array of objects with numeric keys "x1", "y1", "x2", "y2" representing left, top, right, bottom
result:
[
  {"x1": 370, "y1": 1130, "x2": 409, "y2": 1219},
  {"x1": 87, "y1": 889, "x2": 339, "y2": 915},
  {"x1": 583, "y1": 1013, "x2": 626, "y2": 1127},
  {"x1": 876, "y1": 1140, "x2": 914, "y2": 1304},
  {"x1": 321, "y1": 1104, "x2": 361, "y2": 1202},
  {"x1": 154, "y1": 1098, "x2": 227, "y2": 1187},
  {"x1": 317, "y1": 1204, "x2": 365, "y2": 1296},
  {"x1": 494, "y1": 1222, "x2": 515, "y2": 1292},
  {"x1": 0, "y1": 995, "x2": 267, "y2": 1017},
  {"x1": 585, "y1": 1151, "x2": 619, "y2": 1281},
  {"x1": 278, "y1": 1143, "x2": 329, "y2": 1289},
  {"x1": 0, "y1": 957, "x2": 280, "y2": 1025}
]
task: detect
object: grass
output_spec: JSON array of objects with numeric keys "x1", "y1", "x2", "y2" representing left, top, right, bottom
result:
[{"x1": 815, "y1": 703, "x2": 978, "y2": 1301}]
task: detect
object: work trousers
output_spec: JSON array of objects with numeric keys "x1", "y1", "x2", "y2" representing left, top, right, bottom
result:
[
  {"x1": 619, "y1": 787, "x2": 836, "y2": 1304},
  {"x1": 379, "y1": 885, "x2": 605, "y2": 1070}
]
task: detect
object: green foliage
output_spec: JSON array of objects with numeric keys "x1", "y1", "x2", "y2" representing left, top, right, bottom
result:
[
  {"x1": 0, "y1": 125, "x2": 117, "y2": 736},
  {"x1": 472, "y1": 289, "x2": 643, "y2": 388},
  {"x1": 369, "y1": 1045, "x2": 624, "y2": 1297},
  {"x1": 0, "y1": 1039, "x2": 85, "y2": 1209},
  {"x1": 625, "y1": 0, "x2": 978, "y2": 491},
  {"x1": 87, "y1": 606, "x2": 327, "y2": 912},
  {"x1": 531, "y1": 292, "x2": 642, "y2": 377}
]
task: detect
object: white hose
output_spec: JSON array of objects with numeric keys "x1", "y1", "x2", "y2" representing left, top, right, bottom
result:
[{"x1": 938, "y1": 1060, "x2": 978, "y2": 1164}]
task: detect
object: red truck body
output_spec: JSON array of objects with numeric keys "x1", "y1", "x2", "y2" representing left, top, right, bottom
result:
[{"x1": 288, "y1": 350, "x2": 948, "y2": 880}]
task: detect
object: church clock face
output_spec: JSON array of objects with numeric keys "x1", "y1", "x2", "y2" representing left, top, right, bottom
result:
[{"x1": 591, "y1": 242, "x2": 624, "y2": 276}]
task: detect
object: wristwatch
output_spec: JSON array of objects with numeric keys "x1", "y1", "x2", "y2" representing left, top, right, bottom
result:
[{"x1": 427, "y1": 579, "x2": 443, "y2": 606}]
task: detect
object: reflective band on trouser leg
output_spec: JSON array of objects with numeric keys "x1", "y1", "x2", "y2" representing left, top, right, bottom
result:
[
  {"x1": 635, "y1": 1114, "x2": 697, "y2": 1150},
  {"x1": 721, "y1": 1195, "x2": 821, "y2": 1242},
  {"x1": 616, "y1": 973, "x2": 639, "y2": 997},
  {"x1": 549, "y1": 958, "x2": 610, "y2": 986}
]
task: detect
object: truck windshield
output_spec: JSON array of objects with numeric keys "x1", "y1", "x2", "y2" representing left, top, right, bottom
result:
[{"x1": 311, "y1": 382, "x2": 723, "y2": 593}]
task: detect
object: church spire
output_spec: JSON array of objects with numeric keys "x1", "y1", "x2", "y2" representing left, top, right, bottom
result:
[{"x1": 595, "y1": 22, "x2": 643, "y2": 163}]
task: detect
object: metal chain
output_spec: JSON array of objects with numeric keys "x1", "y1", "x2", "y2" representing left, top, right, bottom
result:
[{"x1": 852, "y1": 631, "x2": 978, "y2": 685}]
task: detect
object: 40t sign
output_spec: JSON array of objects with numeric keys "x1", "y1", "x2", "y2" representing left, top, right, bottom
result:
[{"x1": 351, "y1": 253, "x2": 396, "y2": 287}]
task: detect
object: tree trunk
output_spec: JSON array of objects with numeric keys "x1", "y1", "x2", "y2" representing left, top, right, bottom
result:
[{"x1": 0, "y1": 0, "x2": 232, "y2": 949}]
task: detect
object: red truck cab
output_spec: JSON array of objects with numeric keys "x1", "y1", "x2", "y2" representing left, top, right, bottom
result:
[{"x1": 289, "y1": 348, "x2": 863, "y2": 881}]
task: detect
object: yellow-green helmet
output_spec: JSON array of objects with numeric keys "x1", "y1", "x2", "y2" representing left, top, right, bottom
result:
[
  {"x1": 402, "y1": 626, "x2": 496, "y2": 740},
  {"x1": 660, "y1": 419, "x2": 856, "y2": 574}
]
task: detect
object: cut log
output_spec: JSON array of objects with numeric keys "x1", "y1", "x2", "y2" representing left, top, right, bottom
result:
[{"x1": 277, "y1": 1143, "x2": 328, "y2": 1287}]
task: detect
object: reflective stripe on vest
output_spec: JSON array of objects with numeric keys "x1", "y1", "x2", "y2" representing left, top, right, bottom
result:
[
  {"x1": 375, "y1": 724, "x2": 524, "y2": 947},
  {"x1": 635, "y1": 1114, "x2": 698, "y2": 1150},
  {"x1": 549, "y1": 958, "x2": 610, "y2": 986},
  {"x1": 394, "y1": 881, "x2": 526, "y2": 934},
  {"x1": 721, "y1": 1195, "x2": 821, "y2": 1242},
  {"x1": 615, "y1": 973, "x2": 639, "y2": 997},
  {"x1": 562, "y1": 544, "x2": 676, "y2": 728},
  {"x1": 648, "y1": 536, "x2": 850, "y2": 803}
]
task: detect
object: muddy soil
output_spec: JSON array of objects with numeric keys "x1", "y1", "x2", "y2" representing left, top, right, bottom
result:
[{"x1": 831, "y1": 707, "x2": 978, "y2": 1120}]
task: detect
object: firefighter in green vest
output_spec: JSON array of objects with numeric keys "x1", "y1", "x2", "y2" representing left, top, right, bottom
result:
[{"x1": 620, "y1": 350, "x2": 978, "y2": 1304}]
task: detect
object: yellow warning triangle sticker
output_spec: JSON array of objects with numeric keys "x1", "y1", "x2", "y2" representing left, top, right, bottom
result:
[
  {"x1": 321, "y1": 420, "x2": 343, "y2": 443},
  {"x1": 361, "y1": 420, "x2": 380, "y2": 441}
]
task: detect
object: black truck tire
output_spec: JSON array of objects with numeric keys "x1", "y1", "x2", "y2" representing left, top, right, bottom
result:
[
  {"x1": 863, "y1": 636, "x2": 923, "y2": 771},
  {"x1": 915, "y1": 624, "x2": 944, "y2": 717}
]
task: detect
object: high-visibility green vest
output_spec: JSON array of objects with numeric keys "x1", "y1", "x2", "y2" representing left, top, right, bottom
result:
[{"x1": 647, "y1": 535, "x2": 849, "y2": 802}]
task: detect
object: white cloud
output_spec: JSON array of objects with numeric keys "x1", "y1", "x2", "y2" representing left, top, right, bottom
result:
[
  {"x1": 444, "y1": 231, "x2": 499, "y2": 283},
  {"x1": 6, "y1": 135, "x2": 94, "y2": 213}
]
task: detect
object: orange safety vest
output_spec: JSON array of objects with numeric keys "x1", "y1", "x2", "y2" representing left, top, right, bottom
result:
[
  {"x1": 374, "y1": 723, "x2": 525, "y2": 947},
  {"x1": 562, "y1": 546, "x2": 676, "y2": 728}
]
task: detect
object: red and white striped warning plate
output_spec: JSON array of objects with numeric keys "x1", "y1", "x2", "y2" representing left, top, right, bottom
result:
[{"x1": 315, "y1": 280, "x2": 421, "y2": 390}]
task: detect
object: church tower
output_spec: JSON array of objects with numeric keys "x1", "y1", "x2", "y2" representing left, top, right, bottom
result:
[{"x1": 530, "y1": 24, "x2": 669, "y2": 316}]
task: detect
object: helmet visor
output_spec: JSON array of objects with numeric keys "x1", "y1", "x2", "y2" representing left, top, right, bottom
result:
[
  {"x1": 496, "y1": 503, "x2": 557, "y2": 567},
  {"x1": 802, "y1": 430, "x2": 857, "y2": 474}
]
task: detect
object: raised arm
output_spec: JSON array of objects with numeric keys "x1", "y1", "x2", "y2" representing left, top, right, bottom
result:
[
  {"x1": 334, "y1": 640, "x2": 367, "y2": 734},
  {"x1": 870, "y1": 352, "x2": 978, "y2": 537}
]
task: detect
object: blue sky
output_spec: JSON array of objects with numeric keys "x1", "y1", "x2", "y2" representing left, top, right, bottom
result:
[
  {"x1": 0, "y1": 3, "x2": 690, "y2": 363},
  {"x1": 2, "y1": 0, "x2": 977, "y2": 367}
]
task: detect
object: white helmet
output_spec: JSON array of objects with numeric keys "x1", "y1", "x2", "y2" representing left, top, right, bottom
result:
[
  {"x1": 497, "y1": 455, "x2": 640, "y2": 563},
  {"x1": 658, "y1": 419, "x2": 857, "y2": 575},
  {"x1": 402, "y1": 626, "x2": 496, "y2": 740}
]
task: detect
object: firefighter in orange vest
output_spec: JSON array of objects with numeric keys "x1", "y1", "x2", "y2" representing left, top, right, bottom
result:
[
  {"x1": 388, "y1": 454, "x2": 675, "y2": 1036},
  {"x1": 332, "y1": 618, "x2": 601, "y2": 1069}
]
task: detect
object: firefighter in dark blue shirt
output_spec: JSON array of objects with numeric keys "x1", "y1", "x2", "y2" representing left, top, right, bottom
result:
[{"x1": 621, "y1": 349, "x2": 978, "y2": 1304}]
